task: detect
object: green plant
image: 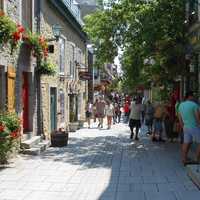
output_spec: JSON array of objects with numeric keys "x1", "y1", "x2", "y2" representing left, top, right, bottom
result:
[
  {"x1": 37, "y1": 59, "x2": 57, "y2": 76},
  {"x1": 0, "y1": 112, "x2": 21, "y2": 164}
]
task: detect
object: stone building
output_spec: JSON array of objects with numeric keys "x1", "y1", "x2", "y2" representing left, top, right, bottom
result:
[
  {"x1": 0, "y1": 0, "x2": 38, "y2": 141},
  {"x1": 39, "y1": 0, "x2": 88, "y2": 138}
]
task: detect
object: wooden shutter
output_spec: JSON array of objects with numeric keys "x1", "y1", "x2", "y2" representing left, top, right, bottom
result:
[{"x1": 7, "y1": 65, "x2": 16, "y2": 112}]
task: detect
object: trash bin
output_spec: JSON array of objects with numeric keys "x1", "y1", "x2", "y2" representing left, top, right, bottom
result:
[{"x1": 51, "y1": 131, "x2": 68, "y2": 147}]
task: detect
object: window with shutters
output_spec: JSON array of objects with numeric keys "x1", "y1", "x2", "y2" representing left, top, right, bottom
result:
[
  {"x1": 59, "y1": 37, "x2": 65, "y2": 74},
  {"x1": 59, "y1": 90, "x2": 65, "y2": 123},
  {"x1": 22, "y1": 0, "x2": 32, "y2": 30}
]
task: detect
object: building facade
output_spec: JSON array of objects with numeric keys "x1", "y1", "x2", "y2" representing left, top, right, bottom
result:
[
  {"x1": 0, "y1": 0, "x2": 38, "y2": 141},
  {"x1": 39, "y1": 0, "x2": 88, "y2": 138}
]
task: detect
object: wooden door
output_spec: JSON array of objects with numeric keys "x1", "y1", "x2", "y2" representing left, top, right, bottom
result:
[
  {"x1": 22, "y1": 72, "x2": 29, "y2": 132},
  {"x1": 50, "y1": 88, "x2": 57, "y2": 132},
  {"x1": 7, "y1": 66, "x2": 16, "y2": 112}
]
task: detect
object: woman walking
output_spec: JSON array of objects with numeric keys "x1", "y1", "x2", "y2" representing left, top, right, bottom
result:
[
  {"x1": 129, "y1": 98, "x2": 142, "y2": 140},
  {"x1": 105, "y1": 101, "x2": 114, "y2": 129},
  {"x1": 85, "y1": 101, "x2": 93, "y2": 128}
]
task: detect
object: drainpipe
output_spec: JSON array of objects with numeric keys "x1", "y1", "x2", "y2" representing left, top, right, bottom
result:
[{"x1": 35, "y1": 0, "x2": 44, "y2": 138}]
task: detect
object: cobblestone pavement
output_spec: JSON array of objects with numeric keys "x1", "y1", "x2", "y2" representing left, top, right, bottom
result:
[{"x1": 0, "y1": 122, "x2": 200, "y2": 200}]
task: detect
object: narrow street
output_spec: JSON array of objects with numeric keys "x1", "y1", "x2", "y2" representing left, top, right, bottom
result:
[{"x1": 0, "y1": 122, "x2": 200, "y2": 200}]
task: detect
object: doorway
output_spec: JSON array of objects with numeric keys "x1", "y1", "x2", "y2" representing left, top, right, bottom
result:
[{"x1": 50, "y1": 87, "x2": 57, "y2": 132}]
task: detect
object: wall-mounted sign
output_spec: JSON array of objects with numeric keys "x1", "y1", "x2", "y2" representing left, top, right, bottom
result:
[{"x1": 79, "y1": 71, "x2": 92, "y2": 81}]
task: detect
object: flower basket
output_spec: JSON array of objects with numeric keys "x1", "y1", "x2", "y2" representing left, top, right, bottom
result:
[
  {"x1": 37, "y1": 59, "x2": 56, "y2": 76},
  {"x1": 22, "y1": 32, "x2": 48, "y2": 59},
  {"x1": 0, "y1": 11, "x2": 24, "y2": 53},
  {"x1": 0, "y1": 112, "x2": 21, "y2": 164}
]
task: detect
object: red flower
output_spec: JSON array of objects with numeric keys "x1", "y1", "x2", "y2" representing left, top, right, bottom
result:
[
  {"x1": 12, "y1": 32, "x2": 21, "y2": 42},
  {"x1": 0, "y1": 125, "x2": 5, "y2": 132},
  {"x1": 10, "y1": 130, "x2": 20, "y2": 139},
  {"x1": 17, "y1": 24, "x2": 25, "y2": 33}
]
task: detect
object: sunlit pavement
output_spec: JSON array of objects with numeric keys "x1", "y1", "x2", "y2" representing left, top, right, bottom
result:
[{"x1": 0, "y1": 122, "x2": 200, "y2": 200}]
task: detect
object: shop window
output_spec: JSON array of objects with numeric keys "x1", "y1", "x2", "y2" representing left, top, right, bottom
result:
[{"x1": 59, "y1": 37, "x2": 65, "y2": 74}]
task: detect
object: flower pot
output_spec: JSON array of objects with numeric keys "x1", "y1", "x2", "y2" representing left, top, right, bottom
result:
[{"x1": 51, "y1": 131, "x2": 68, "y2": 147}]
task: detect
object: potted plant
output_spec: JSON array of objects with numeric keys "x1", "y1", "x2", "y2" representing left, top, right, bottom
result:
[
  {"x1": 0, "y1": 112, "x2": 21, "y2": 165},
  {"x1": 51, "y1": 128, "x2": 68, "y2": 147},
  {"x1": 37, "y1": 59, "x2": 57, "y2": 76},
  {"x1": 69, "y1": 111, "x2": 79, "y2": 132}
]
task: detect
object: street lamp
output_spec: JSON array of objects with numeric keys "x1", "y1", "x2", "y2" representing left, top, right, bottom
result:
[{"x1": 47, "y1": 24, "x2": 62, "y2": 42}]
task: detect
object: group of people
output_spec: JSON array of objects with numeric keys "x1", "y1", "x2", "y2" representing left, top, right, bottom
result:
[
  {"x1": 85, "y1": 97, "x2": 122, "y2": 129},
  {"x1": 128, "y1": 91, "x2": 200, "y2": 166}
]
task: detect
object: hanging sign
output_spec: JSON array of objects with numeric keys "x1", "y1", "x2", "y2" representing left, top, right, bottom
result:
[{"x1": 79, "y1": 71, "x2": 92, "y2": 81}]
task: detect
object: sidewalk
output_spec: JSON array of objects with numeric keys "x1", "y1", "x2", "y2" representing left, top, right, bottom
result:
[{"x1": 0, "y1": 122, "x2": 199, "y2": 200}]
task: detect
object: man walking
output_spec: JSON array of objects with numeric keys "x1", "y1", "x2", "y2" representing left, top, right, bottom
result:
[{"x1": 178, "y1": 91, "x2": 200, "y2": 166}]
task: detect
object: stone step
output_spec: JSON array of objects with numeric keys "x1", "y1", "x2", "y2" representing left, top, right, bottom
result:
[
  {"x1": 20, "y1": 140, "x2": 51, "y2": 155},
  {"x1": 21, "y1": 136, "x2": 41, "y2": 149}
]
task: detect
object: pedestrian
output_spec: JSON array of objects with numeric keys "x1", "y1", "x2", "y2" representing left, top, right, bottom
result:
[
  {"x1": 123, "y1": 101, "x2": 130, "y2": 123},
  {"x1": 164, "y1": 101, "x2": 174, "y2": 142},
  {"x1": 152, "y1": 103, "x2": 165, "y2": 142},
  {"x1": 141, "y1": 103, "x2": 145, "y2": 123},
  {"x1": 178, "y1": 91, "x2": 200, "y2": 166},
  {"x1": 105, "y1": 101, "x2": 114, "y2": 129},
  {"x1": 129, "y1": 98, "x2": 142, "y2": 140},
  {"x1": 93, "y1": 99, "x2": 98, "y2": 123},
  {"x1": 96, "y1": 97, "x2": 106, "y2": 128},
  {"x1": 144, "y1": 100, "x2": 154, "y2": 135},
  {"x1": 85, "y1": 101, "x2": 93, "y2": 128}
]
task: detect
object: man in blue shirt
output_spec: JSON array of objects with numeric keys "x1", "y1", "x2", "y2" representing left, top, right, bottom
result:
[{"x1": 178, "y1": 91, "x2": 200, "y2": 166}]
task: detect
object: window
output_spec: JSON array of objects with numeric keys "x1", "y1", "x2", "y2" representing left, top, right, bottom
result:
[
  {"x1": 70, "y1": 45, "x2": 75, "y2": 77},
  {"x1": 59, "y1": 37, "x2": 65, "y2": 74},
  {"x1": 22, "y1": 0, "x2": 32, "y2": 30},
  {"x1": 59, "y1": 90, "x2": 65, "y2": 123}
]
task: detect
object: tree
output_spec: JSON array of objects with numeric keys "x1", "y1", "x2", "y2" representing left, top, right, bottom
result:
[{"x1": 84, "y1": 0, "x2": 187, "y2": 93}]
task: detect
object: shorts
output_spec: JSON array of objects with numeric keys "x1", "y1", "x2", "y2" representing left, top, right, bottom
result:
[
  {"x1": 183, "y1": 127, "x2": 200, "y2": 143},
  {"x1": 153, "y1": 118, "x2": 163, "y2": 132},
  {"x1": 129, "y1": 119, "x2": 141, "y2": 128},
  {"x1": 86, "y1": 111, "x2": 92, "y2": 118}
]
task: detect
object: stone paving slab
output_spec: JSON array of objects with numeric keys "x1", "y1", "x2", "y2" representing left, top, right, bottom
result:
[{"x1": 0, "y1": 122, "x2": 199, "y2": 200}]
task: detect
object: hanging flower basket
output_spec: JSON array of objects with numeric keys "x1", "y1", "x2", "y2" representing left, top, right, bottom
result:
[
  {"x1": 0, "y1": 112, "x2": 21, "y2": 164},
  {"x1": 22, "y1": 31, "x2": 48, "y2": 59},
  {"x1": 37, "y1": 59, "x2": 57, "y2": 76},
  {"x1": 0, "y1": 11, "x2": 24, "y2": 53}
]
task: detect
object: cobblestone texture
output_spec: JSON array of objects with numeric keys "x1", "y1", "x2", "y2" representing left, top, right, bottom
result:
[{"x1": 0, "y1": 122, "x2": 199, "y2": 200}]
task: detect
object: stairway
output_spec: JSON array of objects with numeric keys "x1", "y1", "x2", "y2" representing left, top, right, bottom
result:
[{"x1": 20, "y1": 136, "x2": 51, "y2": 155}]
